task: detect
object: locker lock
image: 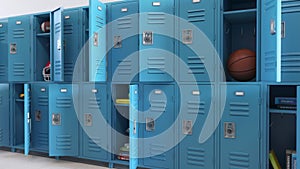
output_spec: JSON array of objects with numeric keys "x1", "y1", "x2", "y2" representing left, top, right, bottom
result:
[
  {"x1": 183, "y1": 120, "x2": 193, "y2": 135},
  {"x1": 35, "y1": 110, "x2": 41, "y2": 122},
  {"x1": 52, "y1": 113, "x2": 61, "y2": 126},
  {"x1": 84, "y1": 113, "x2": 93, "y2": 127},
  {"x1": 114, "y1": 36, "x2": 122, "y2": 48},
  {"x1": 183, "y1": 30, "x2": 193, "y2": 44},
  {"x1": 143, "y1": 31, "x2": 153, "y2": 45},
  {"x1": 224, "y1": 122, "x2": 236, "y2": 139},
  {"x1": 146, "y1": 118, "x2": 155, "y2": 131},
  {"x1": 10, "y1": 43, "x2": 17, "y2": 54}
]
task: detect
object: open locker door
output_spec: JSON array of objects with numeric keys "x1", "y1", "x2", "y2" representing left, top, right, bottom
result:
[
  {"x1": 0, "y1": 84, "x2": 9, "y2": 147},
  {"x1": 261, "y1": 0, "x2": 281, "y2": 82},
  {"x1": 51, "y1": 8, "x2": 64, "y2": 82},
  {"x1": 24, "y1": 84, "x2": 31, "y2": 155},
  {"x1": 130, "y1": 85, "x2": 139, "y2": 169},
  {"x1": 89, "y1": 0, "x2": 107, "y2": 82}
]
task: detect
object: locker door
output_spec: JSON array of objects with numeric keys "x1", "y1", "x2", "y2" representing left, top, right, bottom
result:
[
  {"x1": 142, "y1": 85, "x2": 175, "y2": 169},
  {"x1": 8, "y1": 16, "x2": 32, "y2": 82},
  {"x1": 49, "y1": 84, "x2": 79, "y2": 156},
  {"x1": 261, "y1": 0, "x2": 281, "y2": 82},
  {"x1": 220, "y1": 85, "x2": 260, "y2": 169},
  {"x1": 63, "y1": 9, "x2": 84, "y2": 82},
  {"x1": 179, "y1": 0, "x2": 215, "y2": 82},
  {"x1": 129, "y1": 84, "x2": 138, "y2": 169},
  {"x1": 51, "y1": 8, "x2": 64, "y2": 82},
  {"x1": 24, "y1": 84, "x2": 31, "y2": 155},
  {"x1": 179, "y1": 85, "x2": 214, "y2": 169},
  {"x1": 0, "y1": 21, "x2": 8, "y2": 82},
  {"x1": 31, "y1": 84, "x2": 49, "y2": 152},
  {"x1": 139, "y1": 0, "x2": 175, "y2": 82},
  {"x1": 0, "y1": 84, "x2": 9, "y2": 147},
  {"x1": 110, "y1": 2, "x2": 139, "y2": 83},
  {"x1": 81, "y1": 83, "x2": 108, "y2": 160},
  {"x1": 89, "y1": 0, "x2": 107, "y2": 82},
  {"x1": 297, "y1": 86, "x2": 300, "y2": 169}
]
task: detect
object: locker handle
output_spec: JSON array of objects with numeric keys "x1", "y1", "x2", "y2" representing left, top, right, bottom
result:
[
  {"x1": 281, "y1": 21, "x2": 285, "y2": 38},
  {"x1": 133, "y1": 120, "x2": 137, "y2": 134},
  {"x1": 270, "y1": 19, "x2": 276, "y2": 35}
]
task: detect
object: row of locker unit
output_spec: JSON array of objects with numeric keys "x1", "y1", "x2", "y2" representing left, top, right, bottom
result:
[{"x1": 0, "y1": 82, "x2": 267, "y2": 169}]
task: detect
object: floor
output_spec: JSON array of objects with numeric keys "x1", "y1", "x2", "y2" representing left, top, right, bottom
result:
[{"x1": 0, "y1": 150, "x2": 110, "y2": 169}]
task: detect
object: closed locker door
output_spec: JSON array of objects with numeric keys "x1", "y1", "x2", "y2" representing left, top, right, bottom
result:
[
  {"x1": 220, "y1": 85, "x2": 260, "y2": 169},
  {"x1": 82, "y1": 83, "x2": 108, "y2": 160},
  {"x1": 63, "y1": 9, "x2": 84, "y2": 82},
  {"x1": 89, "y1": 0, "x2": 107, "y2": 82},
  {"x1": 0, "y1": 21, "x2": 8, "y2": 82},
  {"x1": 0, "y1": 84, "x2": 9, "y2": 147},
  {"x1": 179, "y1": 0, "x2": 215, "y2": 82},
  {"x1": 281, "y1": 3, "x2": 300, "y2": 81},
  {"x1": 179, "y1": 85, "x2": 214, "y2": 169},
  {"x1": 51, "y1": 8, "x2": 64, "y2": 82},
  {"x1": 139, "y1": 0, "x2": 175, "y2": 82},
  {"x1": 8, "y1": 16, "x2": 32, "y2": 82},
  {"x1": 49, "y1": 84, "x2": 79, "y2": 156},
  {"x1": 111, "y1": 2, "x2": 139, "y2": 83},
  {"x1": 142, "y1": 84, "x2": 175, "y2": 169},
  {"x1": 31, "y1": 84, "x2": 49, "y2": 152}
]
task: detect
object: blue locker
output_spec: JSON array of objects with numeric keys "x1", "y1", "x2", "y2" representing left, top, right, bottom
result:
[
  {"x1": 8, "y1": 15, "x2": 33, "y2": 82},
  {"x1": 281, "y1": 1, "x2": 300, "y2": 82},
  {"x1": 261, "y1": 0, "x2": 281, "y2": 82},
  {"x1": 0, "y1": 21, "x2": 8, "y2": 82},
  {"x1": 220, "y1": 84, "x2": 261, "y2": 169},
  {"x1": 0, "y1": 84, "x2": 9, "y2": 147},
  {"x1": 139, "y1": 0, "x2": 175, "y2": 82},
  {"x1": 89, "y1": 0, "x2": 107, "y2": 82},
  {"x1": 24, "y1": 84, "x2": 30, "y2": 155},
  {"x1": 129, "y1": 84, "x2": 138, "y2": 169},
  {"x1": 297, "y1": 86, "x2": 300, "y2": 169},
  {"x1": 179, "y1": 85, "x2": 214, "y2": 169},
  {"x1": 109, "y1": 1, "x2": 139, "y2": 83},
  {"x1": 30, "y1": 83, "x2": 49, "y2": 152},
  {"x1": 49, "y1": 84, "x2": 79, "y2": 156},
  {"x1": 141, "y1": 84, "x2": 175, "y2": 169},
  {"x1": 81, "y1": 83, "x2": 109, "y2": 161},
  {"x1": 179, "y1": 0, "x2": 215, "y2": 82},
  {"x1": 51, "y1": 8, "x2": 64, "y2": 82}
]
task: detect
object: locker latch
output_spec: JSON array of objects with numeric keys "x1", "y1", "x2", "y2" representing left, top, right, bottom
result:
[
  {"x1": 224, "y1": 122, "x2": 236, "y2": 139},
  {"x1": 93, "y1": 32, "x2": 99, "y2": 46},
  {"x1": 114, "y1": 36, "x2": 122, "y2": 48},
  {"x1": 146, "y1": 118, "x2": 155, "y2": 131},
  {"x1": 35, "y1": 110, "x2": 41, "y2": 122},
  {"x1": 281, "y1": 21, "x2": 285, "y2": 38},
  {"x1": 10, "y1": 43, "x2": 17, "y2": 54},
  {"x1": 183, "y1": 30, "x2": 193, "y2": 44},
  {"x1": 183, "y1": 120, "x2": 193, "y2": 135},
  {"x1": 270, "y1": 19, "x2": 276, "y2": 35},
  {"x1": 143, "y1": 31, "x2": 153, "y2": 45},
  {"x1": 84, "y1": 113, "x2": 93, "y2": 127},
  {"x1": 52, "y1": 113, "x2": 61, "y2": 126}
]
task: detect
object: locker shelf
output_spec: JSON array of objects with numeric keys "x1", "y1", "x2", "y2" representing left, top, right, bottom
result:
[
  {"x1": 115, "y1": 103, "x2": 129, "y2": 107},
  {"x1": 15, "y1": 99, "x2": 24, "y2": 102},
  {"x1": 269, "y1": 109, "x2": 296, "y2": 115},
  {"x1": 111, "y1": 159, "x2": 129, "y2": 166},
  {"x1": 36, "y1": 33, "x2": 50, "y2": 37},
  {"x1": 224, "y1": 9, "x2": 256, "y2": 23}
]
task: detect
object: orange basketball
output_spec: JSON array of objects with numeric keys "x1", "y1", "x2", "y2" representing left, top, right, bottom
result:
[
  {"x1": 41, "y1": 21, "x2": 50, "y2": 33},
  {"x1": 227, "y1": 49, "x2": 256, "y2": 81}
]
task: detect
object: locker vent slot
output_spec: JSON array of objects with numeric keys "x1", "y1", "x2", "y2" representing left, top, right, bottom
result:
[
  {"x1": 64, "y1": 62, "x2": 74, "y2": 75},
  {"x1": 54, "y1": 60, "x2": 62, "y2": 75},
  {"x1": 117, "y1": 17, "x2": 133, "y2": 29},
  {"x1": 0, "y1": 31, "x2": 6, "y2": 41},
  {"x1": 13, "y1": 29, "x2": 25, "y2": 39},
  {"x1": 116, "y1": 60, "x2": 132, "y2": 75},
  {"x1": 150, "y1": 100, "x2": 167, "y2": 113},
  {"x1": 88, "y1": 98, "x2": 101, "y2": 109},
  {"x1": 147, "y1": 57, "x2": 166, "y2": 74},
  {"x1": 55, "y1": 22, "x2": 61, "y2": 34},
  {"x1": 96, "y1": 15, "x2": 104, "y2": 29},
  {"x1": 187, "y1": 56, "x2": 205, "y2": 74},
  {"x1": 229, "y1": 152, "x2": 250, "y2": 168},
  {"x1": 0, "y1": 129, "x2": 3, "y2": 142},
  {"x1": 56, "y1": 97, "x2": 72, "y2": 108},
  {"x1": 13, "y1": 63, "x2": 25, "y2": 76},
  {"x1": 147, "y1": 12, "x2": 166, "y2": 25},
  {"x1": 229, "y1": 102, "x2": 250, "y2": 116},
  {"x1": 281, "y1": 53, "x2": 300, "y2": 72},
  {"x1": 38, "y1": 96, "x2": 49, "y2": 106},
  {"x1": 56, "y1": 135, "x2": 72, "y2": 150},
  {"x1": 64, "y1": 24, "x2": 74, "y2": 35},
  {"x1": 37, "y1": 132, "x2": 48, "y2": 146},
  {"x1": 263, "y1": 51, "x2": 276, "y2": 72},
  {"x1": 0, "y1": 65, "x2": 5, "y2": 77},
  {"x1": 186, "y1": 147, "x2": 205, "y2": 166},
  {"x1": 282, "y1": 0, "x2": 300, "y2": 13},
  {"x1": 88, "y1": 137, "x2": 102, "y2": 152},
  {"x1": 188, "y1": 101, "x2": 205, "y2": 114},
  {"x1": 149, "y1": 144, "x2": 167, "y2": 161},
  {"x1": 187, "y1": 9, "x2": 206, "y2": 23}
]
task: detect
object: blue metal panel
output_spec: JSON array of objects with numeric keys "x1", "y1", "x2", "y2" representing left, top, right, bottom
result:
[
  {"x1": 31, "y1": 83, "x2": 49, "y2": 152},
  {"x1": 49, "y1": 84, "x2": 79, "y2": 156},
  {"x1": 220, "y1": 84, "x2": 260, "y2": 169},
  {"x1": 8, "y1": 16, "x2": 32, "y2": 82},
  {"x1": 81, "y1": 83, "x2": 108, "y2": 160},
  {"x1": 297, "y1": 86, "x2": 300, "y2": 169},
  {"x1": 139, "y1": 0, "x2": 175, "y2": 82},
  {"x1": 0, "y1": 21, "x2": 8, "y2": 82},
  {"x1": 261, "y1": 0, "x2": 281, "y2": 82},
  {"x1": 142, "y1": 84, "x2": 175, "y2": 169},
  {"x1": 24, "y1": 84, "x2": 30, "y2": 155},
  {"x1": 0, "y1": 84, "x2": 9, "y2": 147},
  {"x1": 51, "y1": 8, "x2": 64, "y2": 82},
  {"x1": 281, "y1": 1, "x2": 300, "y2": 82},
  {"x1": 179, "y1": 85, "x2": 214, "y2": 169},
  {"x1": 89, "y1": 0, "x2": 107, "y2": 82},
  {"x1": 179, "y1": 1, "x2": 215, "y2": 82},
  {"x1": 110, "y1": 1, "x2": 139, "y2": 83},
  {"x1": 129, "y1": 84, "x2": 138, "y2": 169}
]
